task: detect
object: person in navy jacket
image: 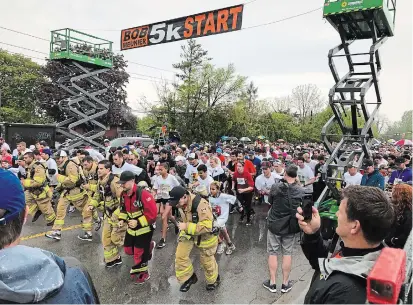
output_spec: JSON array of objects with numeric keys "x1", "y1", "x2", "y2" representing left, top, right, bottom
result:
[{"x1": 388, "y1": 157, "x2": 412, "y2": 185}]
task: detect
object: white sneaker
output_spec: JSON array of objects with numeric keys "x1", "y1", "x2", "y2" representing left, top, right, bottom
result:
[
  {"x1": 216, "y1": 243, "x2": 226, "y2": 254},
  {"x1": 45, "y1": 230, "x2": 61, "y2": 240},
  {"x1": 225, "y1": 243, "x2": 236, "y2": 255}
]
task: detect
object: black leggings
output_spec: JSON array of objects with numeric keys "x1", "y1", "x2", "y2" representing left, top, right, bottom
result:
[{"x1": 237, "y1": 192, "x2": 253, "y2": 222}]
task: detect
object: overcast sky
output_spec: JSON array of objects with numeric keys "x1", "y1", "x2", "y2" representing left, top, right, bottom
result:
[{"x1": 1, "y1": 0, "x2": 411, "y2": 122}]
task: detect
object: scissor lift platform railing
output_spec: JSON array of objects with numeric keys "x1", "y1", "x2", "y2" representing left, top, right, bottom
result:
[{"x1": 50, "y1": 29, "x2": 113, "y2": 150}]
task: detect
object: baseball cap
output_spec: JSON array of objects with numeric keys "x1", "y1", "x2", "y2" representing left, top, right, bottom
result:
[
  {"x1": 216, "y1": 148, "x2": 223, "y2": 154},
  {"x1": 362, "y1": 158, "x2": 374, "y2": 168},
  {"x1": 347, "y1": 161, "x2": 358, "y2": 168},
  {"x1": 0, "y1": 170, "x2": 25, "y2": 225},
  {"x1": 104, "y1": 139, "x2": 110, "y2": 143},
  {"x1": 261, "y1": 161, "x2": 272, "y2": 169},
  {"x1": 117, "y1": 171, "x2": 135, "y2": 184},
  {"x1": 175, "y1": 156, "x2": 186, "y2": 162},
  {"x1": 188, "y1": 153, "x2": 198, "y2": 160},
  {"x1": 273, "y1": 159, "x2": 282, "y2": 165},
  {"x1": 55, "y1": 150, "x2": 68, "y2": 158},
  {"x1": 395, "y1": 157, "x2": 405, "y2": 164},
  {"x1": 41, "y1": 148, "x2": 52, "y2": 156},
  {"x1": 168, "y1": 186, "x2": 187, "y2": 207}
]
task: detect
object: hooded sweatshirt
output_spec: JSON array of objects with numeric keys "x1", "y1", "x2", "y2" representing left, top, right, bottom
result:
[
  {"x1": 301, "y1": 231, "x2": 384, "y2": 304},
  {"x1": 0, "y1": 245, "x2": 97, "y2": 304}
]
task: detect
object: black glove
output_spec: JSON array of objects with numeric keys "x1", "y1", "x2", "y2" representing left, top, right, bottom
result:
[
  {"x1": 18, "y1": 172, "x2": 27, "y2": 180},
  {"x1": 211, "y1": 227, "x2": 220, "y2": 235},
  {"x1": 48, "y1": 169, "x2": 56, "y2": 175}
]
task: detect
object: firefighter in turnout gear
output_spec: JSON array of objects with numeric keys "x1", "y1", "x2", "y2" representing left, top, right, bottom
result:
[
  {"x1": 168, "y1": 186, "x2": 220, "y2": 292},
  {"x1": 81, "y1": 156, "x2": 102, "y2": 230},
  {"x1": 81, "y1": 156, "x2": 99, "y2": 195},
  {"x1": 118, "y1": 171, "x2": 157, "y2": 284},
  {"x1": 88, "y1": 160, "x2": 127, "y2": 267},
  {"x1": 22, "y1": 152, "x2": 56, "y2": 226},
  {"x1": 45, "y1": 150, "x2": 93, "y2": 241}
]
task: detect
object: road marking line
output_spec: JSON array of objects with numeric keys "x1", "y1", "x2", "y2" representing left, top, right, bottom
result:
[{"x1": 21, "y1": 224, "x2": 82, "y2": 241}]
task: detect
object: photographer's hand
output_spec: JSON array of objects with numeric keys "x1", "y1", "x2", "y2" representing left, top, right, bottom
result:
[{"x1": 296, "y1": 206, "x2": 321, "y2": 234}]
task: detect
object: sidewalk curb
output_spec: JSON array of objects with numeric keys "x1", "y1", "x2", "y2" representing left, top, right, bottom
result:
[{"x1": 273, "y1": 268, "x2": 313, "y2": 304}]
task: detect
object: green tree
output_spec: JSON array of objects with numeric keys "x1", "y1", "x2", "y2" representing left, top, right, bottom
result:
[
  {"x1": 386, "y1": 110, "x2": 412, "y2": 138},
  {"x1": 267, "y1": 112, "x2": 300, "y2": 142},
  {"x1": 137, "y1": 115, "x2": 157, "y2": 134},
  {"x1": 151, "y1": 40, "x2": 246, "y2": 143},
  {"x1": 0, "y1": 50, "x2": 51, "y2": 123}
]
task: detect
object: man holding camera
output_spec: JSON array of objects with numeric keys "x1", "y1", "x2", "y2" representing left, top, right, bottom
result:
[
  {"x1": 264, "y1": 165, "x2": 304, "y2": 294},
  {"x1": 296, "y1": 185, "x2": 394, "y2": 304}
]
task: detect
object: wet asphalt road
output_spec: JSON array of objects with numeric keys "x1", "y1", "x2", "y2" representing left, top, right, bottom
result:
[{"x1": 21, "y1": 205, "x2": 311, "y2": 304}]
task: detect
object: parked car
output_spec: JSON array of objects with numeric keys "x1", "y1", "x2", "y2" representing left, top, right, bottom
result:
[{"x1": 110, "y1": 137, "x2": 154, "y2": 148}]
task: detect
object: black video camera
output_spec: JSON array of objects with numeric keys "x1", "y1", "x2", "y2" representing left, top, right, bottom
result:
[{"x1": 301, "y1": 194, "x2": 313, "y2": 221}]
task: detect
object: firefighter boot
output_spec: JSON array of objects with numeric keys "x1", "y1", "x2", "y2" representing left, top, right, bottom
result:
[
  {"x1": 179, "y1": 273, "x2": 198, "y2": 292},
  {"x1": 206, "y1": 274, "x2": 221, "y2": 291},
  {"x1": 32, "y1": 210, "x2": 42, "y2": 223}
]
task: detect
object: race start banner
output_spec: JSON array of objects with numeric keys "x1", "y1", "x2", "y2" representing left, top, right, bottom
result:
[{"x1": 120, "y1": 4, "x2": 244, "y2": 50}]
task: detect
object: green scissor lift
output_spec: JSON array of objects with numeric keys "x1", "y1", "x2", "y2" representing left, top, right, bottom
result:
[
  {"x1": 50, "y1": 29, "x2": 113, "y2": 150},
  {"x1": 317, "y1": 0, "x2": 396, "y2": 233},
  {"x1": 50, "y1": 28, "x2": 113, "y2": 68}
]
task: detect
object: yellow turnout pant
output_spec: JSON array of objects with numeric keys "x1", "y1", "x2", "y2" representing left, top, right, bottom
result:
[
  {"x1": 102, "y1": 213, "x2": 127, "y2": 263},
  {"x1": 175, "y1": 238, "x2": 218, "y2": 285},
  {"x1": 52, "y1": 192, "x2": 91, "y2": 231},
  {"x1": 25, "y1": 190, "x2": 56, "y2": 223}
]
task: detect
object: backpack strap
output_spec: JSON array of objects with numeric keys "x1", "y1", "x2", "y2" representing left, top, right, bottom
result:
[
  {"x1": 191, "y1": 194, "x2": 202, "y2": 214},
  {"x1": 107, "y1": 173, "x2": 115, "y2": 186},
  {"x1": 135, "y1": 185, "x2": 146, "y2": 208},
  {"x1": 191, "y1": 194, "x2": 203, "y2": 245}
]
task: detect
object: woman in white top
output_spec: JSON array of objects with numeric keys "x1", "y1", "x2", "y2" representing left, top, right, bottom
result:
[
  {"x1": 209, "y1": 157, "x2": 227, "y2": 185},
  {"x1": 153, "y1": 162, "x2": 180, "y2": 249},
  {"x1": 209, "y1": 181, "x2": 238, "y2": 255}
]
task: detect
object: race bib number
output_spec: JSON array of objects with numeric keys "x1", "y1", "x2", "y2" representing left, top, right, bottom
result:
[
  {"x1": 237, "y1": 178, "x2": 246, "y2": 184},
  {"x1": 159, "y1": 184, "x2": 171, "y2": 198}
]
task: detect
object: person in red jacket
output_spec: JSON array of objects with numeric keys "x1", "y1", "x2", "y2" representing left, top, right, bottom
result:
[
  {"x1": 236, "y1": 151, "x2": 256, "y2": 177},
  {"x1": 232, "y1": 161, "x2": 254, "y2": 226},
  {"x1": 118, "y1": 171, "x2": 157, "y2": 284}
]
